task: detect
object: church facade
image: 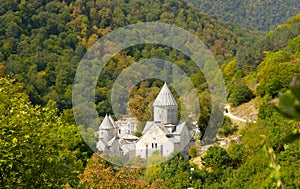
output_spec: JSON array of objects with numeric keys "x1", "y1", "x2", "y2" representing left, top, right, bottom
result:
[{"x1": 96, "y1": 83, "x2": 193, "y2": 161}]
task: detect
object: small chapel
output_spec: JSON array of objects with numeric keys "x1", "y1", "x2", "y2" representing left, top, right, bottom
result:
[{"x1": 97, "y1": 82, "x2": 193, "y2": 161}]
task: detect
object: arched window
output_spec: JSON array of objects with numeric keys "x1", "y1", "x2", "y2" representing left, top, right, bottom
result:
[{"x1": 152, "y1": 143, "x2": 158, "y2": 148}]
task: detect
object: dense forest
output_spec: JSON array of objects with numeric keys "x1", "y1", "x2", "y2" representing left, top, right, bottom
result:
[
  {"x1": 0, "y1": 0, "x2": 258, "y2": 137},
  {"x1": 0, "y1": 0, "x2": 300, "y2": 188},
  {"x1": 193, "y1": 0, "x2": 300, "y2": 31}
]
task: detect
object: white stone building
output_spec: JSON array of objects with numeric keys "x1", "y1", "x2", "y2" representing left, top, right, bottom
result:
[
  {"x1": 96, "y1": 83, "x2": 193, "y2": 161},
  {"x1": 116, "y1": 117, "x2": 137, "y2": 135}
]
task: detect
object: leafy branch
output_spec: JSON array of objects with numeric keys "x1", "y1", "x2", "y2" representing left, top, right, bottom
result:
[
  {"x1": 276, "y1": 76, "x2": 300, "y2": 142},
  {"x1": 260, "y1": 135, "x2": 284, "y2": 189}
]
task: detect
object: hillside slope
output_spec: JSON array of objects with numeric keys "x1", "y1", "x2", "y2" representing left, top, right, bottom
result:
[
  {"x1": 0, "y1": 0, "x2": 255, "y2": 114},
  {"x1": 191, "y1": 0, "x2": 300, "y2": 31}
]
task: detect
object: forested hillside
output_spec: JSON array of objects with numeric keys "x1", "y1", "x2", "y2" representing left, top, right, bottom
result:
[
  {"x1": 1, "y1": 0, "x2": 300, "y2": 188},
  {"x1": 193, "y1": 0, "x2": 300, "y2": 31},
  {"x1": 223, "y1": 14, "x2": 300, "y2": 106},
  {"x1": 0, "y1": 0, "x2": 258, "y2": 139},
  {"x1": 0, "y1": 0, "x2": 254, "y2": 113},
  {"x1": 210, "y1": 14, "x2": 300, "y2": 188}
]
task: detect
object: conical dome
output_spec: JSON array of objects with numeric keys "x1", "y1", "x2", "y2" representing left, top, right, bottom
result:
[
  {"x1": 99, "y1": 114, "x2": 114, "y2": 130},
  {"x1": 153, "y1": 83, "x2": 178, "y2": 106},
  {"x1": 108, "y1": 115, "x2": 118, "y2": 128}
]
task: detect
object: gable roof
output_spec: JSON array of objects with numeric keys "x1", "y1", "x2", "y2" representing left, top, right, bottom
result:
[
  {"x1": 107, "y1": 137, "x2": 118, "y2": 146},
  {"x1": 137, "y1": 124, "x2": 170, "y2": 146},
  {"x1": 119, "y1": 134, "x2": 139, "y2": 140},
  {"x1": 99, "y1": 114, "x2": 115, "y2": 130},
  {"x1": 142, "y1": 121, "x2": 155, "y2": 134},
  {"x1": 116, "y1": 117, "x2": 138, "y2": 124},
  {"x1": 174, "y1": 122, "x2": 187, "y2": 134},
  {"x1": 153, "y1": 83, "x2": 178, "y2": 106}
]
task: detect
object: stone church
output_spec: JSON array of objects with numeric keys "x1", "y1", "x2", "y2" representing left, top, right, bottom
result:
[{"x1": 97, "y1": 83, "x2": 193, "y2": 161}]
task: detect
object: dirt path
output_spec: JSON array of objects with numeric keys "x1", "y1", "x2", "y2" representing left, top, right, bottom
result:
[
  {"x1": 224, "y1": 104, "x2": 256, "y2": 123},
  {"x1": 197, "y1": 104, "x2": 256, "y2": 159}
]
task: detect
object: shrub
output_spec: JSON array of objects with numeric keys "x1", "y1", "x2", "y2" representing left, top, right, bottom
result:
[{"x1": 229, "y1": 82, "x2": 254, "y2": 107}]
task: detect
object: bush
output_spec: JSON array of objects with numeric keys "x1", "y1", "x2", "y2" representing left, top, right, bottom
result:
[
  {"x1": 229, "y1": 82, "x2": 254, "y2": 107},
  {"x1": 227, "y1": 142, "x2": 245, "y2": 168},
  {"x1": 202, "y1": 145, "x2": 231, "y2": 170},
  {"x1": 219, "y1": 116, "x2": 234, "y2": 137},
  {"x1": 188, "y1": 146, "x2": 198, "y2": 158}
]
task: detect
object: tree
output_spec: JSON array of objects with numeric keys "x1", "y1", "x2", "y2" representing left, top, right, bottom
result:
[
  {"x1": 201, "y1": 145, "x2": 231, "y2": 170},
  {"x1": 158, "y1": 153, "x2": 190, "y2": 180},
  {"x1": 145, "y1": 150, "x2": 166, "y2": 183},
  {"x1": 78, "y1": 153, "x2": 162, "y2": 188},
  {"x1": 229, "y1": 82, "x2": 254, "y2": 107},
  {"x1": 0, "y1": 77, "x2": 83, "y2": 188},
  {"x1": 218, "y1": 116, "x2": 234, "y2": 137},
  {"x1": 198, "y1": 90, "x2": 212, "y2": 133},
  {"x1": 227, "y1": 141, "x2": 245, "y2": 168}
]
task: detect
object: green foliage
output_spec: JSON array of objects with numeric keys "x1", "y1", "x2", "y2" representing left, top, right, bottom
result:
[
  {"x1": 194, "y1": 0, "x2": 300, "y2": 31},
  {"x1": 0, "y1": 1, "x2": 299, "y2": 188},
  {"x1": 224, "y1": 152, "x2": 271, "y2": 188},
  {"x1": 219, "y1": 116, "x2": 234, "y2": 137},
  {"x1": 277, "y1": 76, "x2": 300, "y2": 120},
  {"x1": 236, "y1": 14, "x2": 300, "y2": 72},
  {"x1": 274, "y1": 76, "x2": 300, "y2": 145},
  {"x1": 257, "y1": 95, "x2": 275, "y2": 119},
  {"x1": 128, "y1": 81, "x2": 160, "y2": 122},
  {"x1": 159, "y1": 153, "x2": 190, "y2": 180},
  {"x1": 277, "y1": 141, "x2": 300, "y2": 188},
  {"x1": 198, "y1": 90, "x2": 212, "y2": 133},
  {"x1": 229, "y1": 82, "x2": 254, "y2": 107},
  {"x1": 261, "y1": 102, "x2": 296, "y2": 150},
  {"x1": 202, "y1": 145, "x2": 231, "y2": 170},
  {"x1": 256, "y1": 51, "x2": 300, "y2": 97},
  {"x1": 261, "y1": 135, "x2": 284, "y2": 188},
  {"x1": 188, "y1": 146, "x2": 198, "y2": 158},
  {"x1": 78, "y1": 153, "x2": 151, "y2": 189},
  {"x1": 145, "y1": 151, "x2": 166, "y2": 183},
  {"x1": 124, "y1": 156, "x2": 146, "y2": 168},
  {"x1": 0, "y1": 77, "x2": 84, "y2": 188},
  {"x1": 0, "y1": 0, "x2": 253, "y2": 117},
  {"x1": 221, "y1": 59, "x2": 237, "y2": 82},
  {"x1": 202, "y1": 16, "x2": 300, "y2": 188},
  {"x1": 227, "y1": 142, "x2": 245, "y2": 167},
  {"x1": 239, "y1": 122, "x2": 266, "y2": 155},
  {"x1": 163, "y1": 171, "x2": 192, "y2": 189},
  {"x1": 156, "y1": 153, "x2": 202, "y2": 188},
  {"x1": 236, "y1": 75, "x2": 300, "y2": 188},
  {"x1": 134, "y1": 131, "x2": 142, "y2": 137}
]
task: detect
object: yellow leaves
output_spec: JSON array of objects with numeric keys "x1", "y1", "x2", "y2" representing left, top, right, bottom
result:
[
  {"x1": 276, "y1": 24, "x2": 285, "y2": 30},
  {"x1": 87, "y1": 34, "x2": 99, "y2": 48},
  {"x1": 38, "y1": 71, "x2": 46, "y2": 77},
  {"x1": 47, "y1": 157, "x2": 54, "y2": 163},
  {"x1": 12, "y1": 138, "x2": 18, "y2": 144},
  {"x1": 222, "y1": 59, "x2": 236, "y2": 78},
  {"x1": 0, "y1": 63, "x2": 6, "y2": 78}
]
